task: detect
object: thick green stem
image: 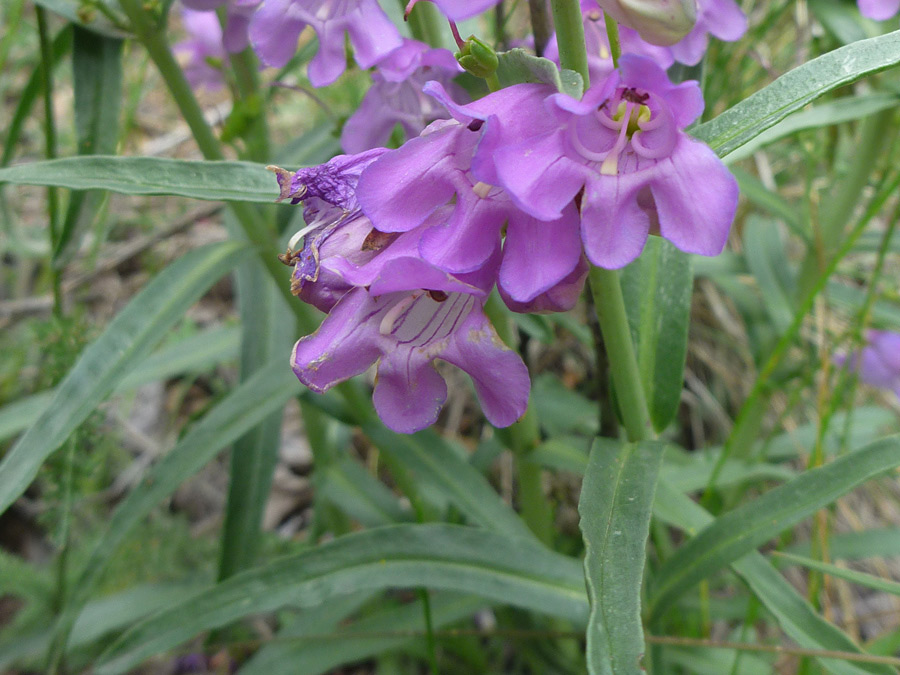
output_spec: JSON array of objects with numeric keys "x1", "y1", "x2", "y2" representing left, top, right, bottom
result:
[
  {"x1": 551, "y1": 0, "x2": 590, "y2": 85},
  {"x1": 589, "y1": 267, "x2": 652, "y2": 441}
]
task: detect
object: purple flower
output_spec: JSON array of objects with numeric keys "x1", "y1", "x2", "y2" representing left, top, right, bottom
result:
[
  {"x1": 249, "y1": 0, "x2": 402, "y2": 87},
  {"x1": 485, "y1": 54, "x2": 738, "y2": 269},
  {"x1": 858, "y1": 0, "x2": 900, "y2": 19},
  {"x1": 342, "y1": 39, "x2": 465, "y2": 153},
  {"x1": 405, "y1": 0, "x2": 502, "y2": 21},
  {"x1": 181, "y1": 0, "x2": 259, "y2": 53},
  {"x1": 544, "y1": 2, "x2": 674, "y2": 82},
  {"x1": 292, "y1": 282, "x2": 530, "y2": 433},
  {"x1": 356, "y1": 82, "x2": 585, "y2": 306},
  {"x1": 175, "y1": 9, "x2": 227, "y2": 91},
  {"x1": 667, "y1": 0, "x2": 747, "y2": 65},
  {"x1": 837, "y1": 330, "x2": 900, "y2": 398}
]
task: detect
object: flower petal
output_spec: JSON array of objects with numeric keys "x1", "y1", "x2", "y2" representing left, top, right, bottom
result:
[
  {"x1": 581, "y1": 173, "x2": 652, "y2": 268},
  {"x1": 373, "y1": 352, "x2": 448, "y2": 433}
]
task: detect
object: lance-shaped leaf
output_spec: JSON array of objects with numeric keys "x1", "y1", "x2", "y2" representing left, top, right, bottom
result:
[{"x1": 580, "y1": 439, "x2": 664, "y2": 675}]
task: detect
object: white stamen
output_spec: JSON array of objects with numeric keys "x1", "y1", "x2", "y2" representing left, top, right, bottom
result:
[{"x1": 379, "y1": 291, "x2": 424, "y2": 336}]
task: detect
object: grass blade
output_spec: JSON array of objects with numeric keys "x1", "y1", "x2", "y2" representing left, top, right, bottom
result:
[
  {"x1": 96, "y1": 524, "x2": 588, "y2": 674},
  {"x1": 0, "y1": 241, "x2": 248, "y2": 516}
]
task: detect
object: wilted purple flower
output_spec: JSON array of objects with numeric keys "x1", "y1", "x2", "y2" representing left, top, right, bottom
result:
[
  {"x1": 837, "y1": 330, "x2": 900, "y2": 398},
  {"x1": 271, "y1": 149, "x2": 389, "y2": 310},
  {"x1": 404, "y1": 0, "x2": 502, "y2": 21},
  {"x1": 181, "y1": 0, "x2": 259, "y2": 53},
  {"x1": 858, "y1": 0, "x2": 900, "y2": 19},
  {"x1": 175, "y1": 9, "x2": 227, "y2": 91},
  {"x1": 249, "y1": 0, "x2": 402, "y2": 87},
  {"x1": 544, "y1": 2, "x2": 674, "y2": 82},
  {"x1": 667, "y1": 0, "x2": 746, "y2": 65},
  {"x1": 342, "y1": 39, "x2": 465, "y2": 153},
  {"x1": 485, "y1": 54, "x2": 738, "y2": 269},
  {"x1": 356, "y1": 82, "x2": 585, "y2": 306}
]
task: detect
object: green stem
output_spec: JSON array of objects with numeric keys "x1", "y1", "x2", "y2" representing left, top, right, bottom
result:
[
  {"x1": 588, "y1": 267, "x2": 651, "y2": 441},
  {"x1": 36, "y1": 6, "x2": 62, "y2": 317},
  {"x1": 603, "y1": 12, "x2": 621, "y2": 67},
  {"x1": 118, "y1": 0, "x2": 315, "y2": 333},
  {"x1": 46, "y1": 439, "x2": 76, "y2": 675},
  {"x1": 551, "y1": 0, "x2": 590, "y2": 85},
  {"x1": 418, "y1": 589, "x2": 440, "y2": 675},
  {"x1": 486, "y1": 72, "x2": 501, "y2": 92}
]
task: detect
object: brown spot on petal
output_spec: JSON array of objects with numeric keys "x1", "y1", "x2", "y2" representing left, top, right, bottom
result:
[
  {"x1": 361, "y1": 229, "x2": 399, "y2": 252},
  {"x1": 426, "y1": 290, "x2": 448, "y2": 302}
]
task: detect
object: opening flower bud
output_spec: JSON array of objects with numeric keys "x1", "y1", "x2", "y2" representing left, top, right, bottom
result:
[
  {"x1": 597, "y1": 0, "x2": 696, "y2": 46},
  {"x1": 455, "y1": 36, "x2": 499, "y2": 79}
]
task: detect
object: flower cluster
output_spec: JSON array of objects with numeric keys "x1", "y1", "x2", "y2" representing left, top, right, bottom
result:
[
  {"x1": 172, "y1": 0, "x2": 749, "y2": 432},
  {"x1": 277, "y1": 52, "x2": 738, "y2": 431}
]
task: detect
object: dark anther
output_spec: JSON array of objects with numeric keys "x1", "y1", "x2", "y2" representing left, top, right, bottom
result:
[
  {"x1": 467, "y1": 119, "x2": 484, "y2": 132},
  {"x1": 622, "y1": 88, "x2": 649, "y2": 104},
  {"x1": 426, "y1": 290, "x2": 449, "y2": 302}
]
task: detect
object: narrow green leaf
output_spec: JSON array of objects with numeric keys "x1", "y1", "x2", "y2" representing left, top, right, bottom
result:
[
  {"x1": 55, "y1": 26, "x2": 124, "y2": 260},
  {"x1": 0, "y1": 327, "x2": 239, "y2": 444},
  {"x1": 0, "y1": 241, "x2": 248, "y2": 516},
  {"x1": 809, "y1": 0, "x2": 877, "y2": 45},
  {"x1": 96, "y1": 524, "x2": 588, "y2": 673},
  {"x1": 319, "y1": 458, "x2": 413, "y2": 527},
  {"x1": 621, "y1": 237, "x2": 693, "y2": 432},
  {"x1": 1, "y1": 26, "x2": 72, "y2": 168},
  {"x1": 692, "y1": 29, "x2": 900, "y2": 157},
  {"x1": 776, "y1": 552, "x2": 900, "y2": 596},
  {"x1": 731, "y1": 167, "x2": 802, "y2": 233},
  {"x1": 653, "y1": 479, "x2": 893, "y2": 675},
  {"x1": 579, "y1": 439, "x2": 664, "y2": 675},
  {"x1": 362, "y1": 423, "x2": 536, "y2": 541},
  {"x1": 32, "y1": 0, "x2": 128, "y2": 37},
  {"x1": 784, "y1": 528, "x2": 900, "y2": 561},
  {"x1": 743, "y1": 216, "x2": 795, "y2": 334},
  {"x1": 0, "y1": 156, "x2": 278, "y2": 203},
  {"x1": 218, "y1": 215, "x2": 295, "y2": 579},
  {"x1": 723, "y1": 93, "x2": 900, "y2": 163},
  {"x1": 649, "y1": 436, "x2": 900, "y2": 619},
  {"x1": 242, "y1": 593, "x2": 485, "y2": 675},
  {"x1": 51, "y1": 360, "x2": 301, "y2": 658}
]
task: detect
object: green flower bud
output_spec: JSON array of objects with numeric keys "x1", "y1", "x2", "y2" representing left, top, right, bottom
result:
[
  {"x1": 598, "y1": 0, "x2": 696, "y2": 46},
  {"x1": 455, "y1": 35, "x2": 499, "y2": 79}
]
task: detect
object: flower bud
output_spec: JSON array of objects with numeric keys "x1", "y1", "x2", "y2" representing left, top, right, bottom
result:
[
  {"x1": 597, "y1": 0, "x2": 696, "y2": 46},
  {"x1": 455, "y1": 36, "x2": 499, "y2": 79}
]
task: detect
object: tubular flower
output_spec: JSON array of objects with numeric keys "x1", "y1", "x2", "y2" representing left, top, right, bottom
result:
[
  {"x1": 249, "y1": 0, "x2": 402, "y2": 86},
  {"x1": 836, "y1": 330, "x2": 900, "y2": 398},
  {"x1": 858, "y1": 0, "x2": 900, "y2": 19},
  {"x1": 342, "y1": 39, "x2": 465, "y2": 153},
  {"x1": 175, "y1": 9, "x2": 227, "y2": 91},
  {"x1": 180, "y1": 0, "x2": 260, "y2": 53},
  {"x1": 486, "y1": 54, "x2": 738, "y2": 269},
  {"x1": 277, "y1": 152, "x2": 530, "y2": 433},
  {"x1": 356, "y1": 82, "x2": 585, "y2": 306}
]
